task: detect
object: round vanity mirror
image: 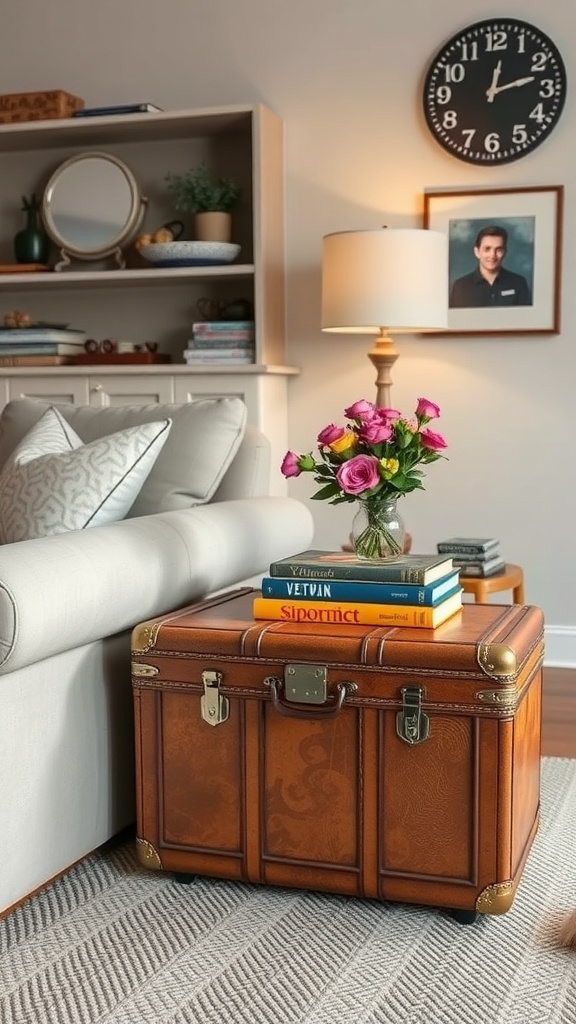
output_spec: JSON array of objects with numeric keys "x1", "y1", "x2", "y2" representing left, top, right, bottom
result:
[{"x1": 42, "y1": 151, "x2": 147, "y2": 268}]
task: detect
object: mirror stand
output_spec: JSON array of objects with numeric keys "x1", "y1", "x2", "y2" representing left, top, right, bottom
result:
[{"x1": 54, "y1": 245, "x2": 128, "y2": 273}]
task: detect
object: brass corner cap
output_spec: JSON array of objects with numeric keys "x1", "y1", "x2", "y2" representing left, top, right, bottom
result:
[
  {"x1": 478, "y1": 642, "x2": 518, "y2": 679},
  {"x1": 136, "y1": 836, "x2": 163, "y2": 871},
  {"x1": 132, "y1": 620, "x2": 161, "y2": 655},
  {"x1": 476, "y1": 880, "x2": 515, "y2": 915}
]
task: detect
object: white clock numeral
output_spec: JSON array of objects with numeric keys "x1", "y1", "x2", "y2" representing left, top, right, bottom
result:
[
  {"x1": 443, "y1": 63, "x2": 465, "y2": 83},
  {"x1": 512, "y1": 124, "x2": 528, "y2": 145},
  {"x1": 460, "y1": 40, "x2": 478, "y2": 61},
  {"x1": 531, "y1": 52, "x2": 548, "y2": 72},
  {"x1": 529, "y1": 103, "x2": 546, "y2": 123},
  {"x1": 461, "y1": 129, "x2": 476, "y2": 149},
  {"x1": 442, "y1": 110, "x2": 457, "y2": 130},
  {"x1": 539, "y1": 79, "x2": 555, "y2": 98},
  {"x1": 517, "y1": 31, "x2": 526, "y2": 53},
  {"x1": 435, "y1": 85, "x2": 451, "y2": 104},
  {"x1": 484, "y1": 132, "x2": 501, "y2": 153},
  {"x1": 485, "y1": 30, "x2": 508, "y2": 52}
]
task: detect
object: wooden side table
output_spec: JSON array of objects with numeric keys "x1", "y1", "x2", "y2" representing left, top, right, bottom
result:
[{"x1": 459, "y1": 563, "x2": 525, "y2": 604}]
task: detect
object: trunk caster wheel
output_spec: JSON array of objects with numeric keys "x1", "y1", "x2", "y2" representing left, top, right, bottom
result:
[{"x1": 447, "y1": 908, "x2": 478, "y2": 925}]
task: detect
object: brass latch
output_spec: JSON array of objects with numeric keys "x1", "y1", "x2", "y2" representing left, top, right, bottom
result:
[
  {"x1": 200, "y1": 670, "x2": 229, "y2": 727},
  {"x1": 284, "y1": 664, "x2": 328, "y2": 704},
  {"x1": 396, "y1": 686, "x2": 430, "y2": 745}
]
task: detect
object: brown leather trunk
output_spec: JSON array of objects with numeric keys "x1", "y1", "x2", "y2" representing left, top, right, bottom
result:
[{"x1": 131, "y1": 588, "x2": 544, "y2": 918}]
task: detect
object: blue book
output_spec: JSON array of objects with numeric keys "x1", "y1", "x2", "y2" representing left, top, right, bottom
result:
[
  {"x1": 73, "y1": 103, "x2": 162, "y2": 117},
  {"x1": 260, "y1": 571, "x2": 460, "y2": 606}
]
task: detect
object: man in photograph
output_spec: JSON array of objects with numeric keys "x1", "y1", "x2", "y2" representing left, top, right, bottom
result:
[{"x1": 449, "y1": 225, "x2": 532, "y2": 308}]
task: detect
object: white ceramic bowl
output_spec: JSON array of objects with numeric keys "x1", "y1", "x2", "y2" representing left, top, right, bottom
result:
[{"x1": 139, "y1": 241, "x2": 241, "y2": 266}]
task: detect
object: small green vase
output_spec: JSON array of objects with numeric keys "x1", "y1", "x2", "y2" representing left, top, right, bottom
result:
[{"x1": 14, "y1": 194, "x2": 51, "y2": 264}]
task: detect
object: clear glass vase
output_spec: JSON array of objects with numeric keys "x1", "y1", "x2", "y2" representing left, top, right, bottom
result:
[{"x1": 351, "y1": 497, "x2": 406, "y2": 561}]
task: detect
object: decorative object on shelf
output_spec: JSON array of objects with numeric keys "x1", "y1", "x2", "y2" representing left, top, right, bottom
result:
[
  {"x1": 196, "y1": 296, "x2": 254, "y2": 321},
  {"x1": 3, "y1": 310, "x2": 32, "y2": 328},
  {"x1": 0, "y1": 89, "x2": 84, "y2": 124},
  {"x1": 138, "y1": 240, "x2": 241, "y2": 268},
  {"x1": 423, "y1": 19, "x2": 567, "y2": 166},
  {"x1": 280, "y1": 397, "x2": 448, "y2": 561},
  {"x1": 321, "y1": 228, "x2": 447, "y2": 408},
  {"x1": 134, "y1": 221, "x2": 184, "y2": 251},
  {"x1": 165, "y1": 162, "x2": 242, "y2": 243},
  {"x1": 423, "y1": 185, "x2": 564, "y2": 336},
  {"x1": 14, "y1": 195, "x2": 51, "y2": 265},
  {"x1": 41, "y1": 151, "x2": 148, "y2": 271}
]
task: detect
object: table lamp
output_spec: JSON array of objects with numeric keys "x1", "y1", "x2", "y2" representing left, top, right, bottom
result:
[{"x1": 321, "y1": 227, "x2": 448, "y2": 407}]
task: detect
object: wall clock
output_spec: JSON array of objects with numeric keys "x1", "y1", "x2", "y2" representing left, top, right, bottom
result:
[{"x1": 423, "y1": 18, "x2": 567, "y2": 165}]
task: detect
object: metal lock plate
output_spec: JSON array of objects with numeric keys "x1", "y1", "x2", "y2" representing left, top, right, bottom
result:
[
  {"x1": 284, "y1": 664, "x2": 327, "y2": 704},
  {"x1": 200, "y1": 670, "x2": 229, "y2": 727},
  {"x1": 396, "y1": 685, "x2": 430, "y2": 745}
]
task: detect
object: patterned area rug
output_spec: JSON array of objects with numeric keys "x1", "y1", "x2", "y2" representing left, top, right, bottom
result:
[{"x1": 1, "y1": 757, "x2": 575, "y2": 1024}]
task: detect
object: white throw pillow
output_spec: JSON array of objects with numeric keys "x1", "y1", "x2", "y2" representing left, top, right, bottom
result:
[
  {"x1": 0, "y1": 406, "x2": 171, "y2": 544},
  {"x1": 0, "y1": 397, "x2": 248, "y2": 516}
]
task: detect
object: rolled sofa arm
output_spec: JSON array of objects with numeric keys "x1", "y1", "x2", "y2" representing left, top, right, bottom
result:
[{"x1": 0, "y1": 496, "x2": 314, "y2": 675}]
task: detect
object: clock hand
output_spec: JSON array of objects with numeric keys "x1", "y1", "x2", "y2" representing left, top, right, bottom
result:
[
  {"x1": 486, "y1": 60, "x2": 502, "y2": 103},
  {"x1": 485, "y1": 70, "x2": 537, "y2": 101},
  {"x1": 490, "y1": 75, "x2": 536, "y2": 95}
]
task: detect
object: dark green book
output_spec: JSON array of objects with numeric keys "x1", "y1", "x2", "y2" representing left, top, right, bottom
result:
[{"x1": 269, "y1": 549, "x2": 453, "y2": 584}]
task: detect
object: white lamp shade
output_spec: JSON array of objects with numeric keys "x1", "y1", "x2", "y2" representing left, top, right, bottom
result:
[{"x1": 321, "y1": 228, "x2": 448, "y2": 333}]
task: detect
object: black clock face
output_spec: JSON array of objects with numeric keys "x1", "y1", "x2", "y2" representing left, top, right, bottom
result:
[{"x1": 423, "y1": 18, "x2": 567, "y2": 165}]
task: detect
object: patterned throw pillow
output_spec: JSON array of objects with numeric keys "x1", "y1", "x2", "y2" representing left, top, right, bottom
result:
[{"x1": 0, "y1": 406, "x2": 171, "y2": 544}]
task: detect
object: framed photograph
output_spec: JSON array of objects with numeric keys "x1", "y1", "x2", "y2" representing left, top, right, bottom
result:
[{"x1": 423, "y1": 185, "x2": 563, "y2": 335}]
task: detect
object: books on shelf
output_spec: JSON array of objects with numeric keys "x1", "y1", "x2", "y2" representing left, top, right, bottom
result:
[
  {"x1": 253, "y1": 589, "x2": 463, "y2": 629},
  {"x1": 182, "y1": 351, "x2": 253, "y2": 365},
  {"x1": 0, "y1": 343, "x2": 88, "y2": 356},
  {"x1": 72, "y1": 102, "x2": 163, "y2": 117},
  {"x1": 437, "y1": 537, "x2": 500, "y2": 555},
  {"x1": 191, "y1": 321, "x2": 255, "y2": 334},
  {"x1": 268, "y1": 550, "x2": 454, "y2": 585},
  {"x1": 0, "y1": 354, "x2": 74, "y2": 367},
  {"x1": 0, "y1": 327, "x2": 88, "y2": 345},
  {"x1": 456, "y1": 556, "x2": 507, "y2": 578},
  {"x1": 260, "y1": 571, "x2": 461, "y2": 606}
]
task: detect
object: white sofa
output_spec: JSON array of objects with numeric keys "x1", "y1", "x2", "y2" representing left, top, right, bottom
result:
[{"x1": 0, "y1": 397, "x2": 314, "y2": 915}]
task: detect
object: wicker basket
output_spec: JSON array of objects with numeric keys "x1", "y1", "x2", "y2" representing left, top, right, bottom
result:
[{"x1": 0, "y1": 90, "x2": 84, "y2": 124}]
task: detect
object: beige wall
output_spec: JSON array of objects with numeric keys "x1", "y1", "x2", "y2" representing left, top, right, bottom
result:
[{"x1": 1, "y1": 0, "x2": 574, "y2": 662}]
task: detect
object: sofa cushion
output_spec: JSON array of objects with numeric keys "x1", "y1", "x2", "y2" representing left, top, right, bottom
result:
[
  {"x1": 0, "y1": 406, "x2": 171, "y2": 544},
  {"x1": 0, "y1": 397, "x2": 247, "y2": 516}
]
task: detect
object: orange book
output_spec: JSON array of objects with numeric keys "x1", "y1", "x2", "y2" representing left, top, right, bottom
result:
[{"x1": 253, "y1": 589, "x2": 462, "y2": 629}]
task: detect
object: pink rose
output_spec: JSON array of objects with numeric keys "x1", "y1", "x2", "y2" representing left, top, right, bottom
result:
[
  {"x1": 420, "y1": 428, "x2": 447, "y2": 451},
  {"x1": 317, "y1": 423, "x2": 346, "y2": 445},
  {"x1": 280, "y1": 451, "x2": 302, "y2": 477},
  {"x1": 336, "y1": 454, "x2": 380, "y2": 495},
  {"x1": 344, "y1": 399, "x2": 375, "y2": 421},
  {"x1": 358, "y1": 420, "x2": 393, "y2": 444},
  {"x1": 376, "y1": 407, "x2": 401, "y2": 422},
  {"x1": 416, "y1": 397, "x2": 440, "y2": 420}
]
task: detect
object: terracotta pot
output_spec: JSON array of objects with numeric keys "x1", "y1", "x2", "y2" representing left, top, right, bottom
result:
[{"x1": 194, "y1": 211, "x2": 231, "y2": 243}]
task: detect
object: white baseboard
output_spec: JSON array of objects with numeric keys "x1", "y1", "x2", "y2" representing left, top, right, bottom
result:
[{"x1": 544, "y1": 625, "x2": 576, "y2": 667}]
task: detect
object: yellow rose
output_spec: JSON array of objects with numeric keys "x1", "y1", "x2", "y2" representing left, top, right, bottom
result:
[{"x1": 329, "y1": 431, "x2": 356, "y2": 454}]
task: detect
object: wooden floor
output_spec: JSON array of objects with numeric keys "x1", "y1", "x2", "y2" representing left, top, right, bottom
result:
[{"x1": 542, "y1": 666, "x2": 576, "y2": 758}]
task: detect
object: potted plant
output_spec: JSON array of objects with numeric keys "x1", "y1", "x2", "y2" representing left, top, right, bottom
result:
[{"x1": 165, "y1": 162, "x2": 242, "y2": 243}]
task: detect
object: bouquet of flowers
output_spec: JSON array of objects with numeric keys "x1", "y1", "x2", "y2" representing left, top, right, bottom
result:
[{"x1": 281, "y1": 397, "x2": 448, "y2": 558}]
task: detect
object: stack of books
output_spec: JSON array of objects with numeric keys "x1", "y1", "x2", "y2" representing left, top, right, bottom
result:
[
  {"x1": 253, "y1": 549, "x2": 463, "y2": 629},
  {"x1": 0, "y1": 326, "x2": 88, "y2": 366},
  {"x1": 436, "y1": 537, "x2": 506, "y2": 577},
  {"x1": 183, "y1": 320, "x2": 255, "y2": 365}
]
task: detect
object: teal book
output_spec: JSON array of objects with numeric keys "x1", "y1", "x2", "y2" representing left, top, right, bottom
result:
[
  {"x1": 260, "y1": 572, "x2": 460, "y2": 606},
  {"x1": 268, "y1": 550, "x2": 453, "y2": 585}
]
